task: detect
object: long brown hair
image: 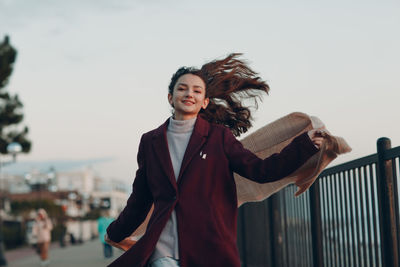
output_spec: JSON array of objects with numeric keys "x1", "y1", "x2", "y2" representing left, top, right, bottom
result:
[{"x1": 168, "y1": 53, "x2": 269, "y2": 136}]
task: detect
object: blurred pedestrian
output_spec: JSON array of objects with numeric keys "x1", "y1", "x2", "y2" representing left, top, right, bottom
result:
[
  {"x1": 97, "y1": 210, "x2": 114, "y2": 258},
  {"x1": 32, "y1": 208, "x2": 53, "y2": 267}
]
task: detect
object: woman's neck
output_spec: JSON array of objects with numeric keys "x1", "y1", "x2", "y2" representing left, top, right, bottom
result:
[{"x1": 173, "y1": 114, "x2": 197, "y2": 121}]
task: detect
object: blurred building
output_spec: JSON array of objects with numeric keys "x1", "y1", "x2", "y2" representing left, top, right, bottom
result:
[
  {"x1": 56, "y1": 168, "x2": 95, "y2": 197},
  {"x1": 1, "y1": 167, "x2": 129, "y2": 218}
]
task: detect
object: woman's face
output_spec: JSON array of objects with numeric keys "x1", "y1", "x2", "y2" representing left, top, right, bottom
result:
[{"x1": 168, "y1": 74, "x2": 209, "y2": 120}]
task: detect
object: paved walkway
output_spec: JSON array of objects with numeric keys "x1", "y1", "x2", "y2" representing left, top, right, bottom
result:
[{"x1": 5, "y1": 240, "x2": 123, "y2": 267}]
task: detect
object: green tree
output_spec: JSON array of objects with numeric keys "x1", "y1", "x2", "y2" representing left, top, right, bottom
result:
[{"x1": 0, "y1": 35, "x2": 31, "y2": 154}]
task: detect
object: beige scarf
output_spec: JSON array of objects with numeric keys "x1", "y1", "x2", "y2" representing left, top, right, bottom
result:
[
  {"x1": 236, "y1": 112, "x2": 351, "y2": 206},
  {"x1": 114, "y1": 112, "x2": 351, "y2": 245}
]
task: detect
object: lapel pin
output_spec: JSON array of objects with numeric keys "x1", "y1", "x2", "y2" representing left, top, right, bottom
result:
[{"x1": 202, "y1": 154, "x2": 207, "y2": 159}]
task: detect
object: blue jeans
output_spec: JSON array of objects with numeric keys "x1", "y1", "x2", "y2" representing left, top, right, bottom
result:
[
  {"x1": 150, "y1": 257, "x2": 180, "y2": 267},
  {"x1": 103, "y1": 243, "x2": 113, "y2": 258}
]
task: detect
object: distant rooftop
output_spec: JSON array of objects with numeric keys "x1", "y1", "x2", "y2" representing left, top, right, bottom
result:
[{"x1": 2, "y1": 157, "x2": 114, "y2": 175}]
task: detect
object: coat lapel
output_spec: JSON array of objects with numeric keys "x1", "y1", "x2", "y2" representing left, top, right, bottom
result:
[
  {"x1": 152, "y1": 119, "x2": 177, "y2": 191},
  {"x1": 177, "y1": 116, "x2": 210, "y2": 183}
]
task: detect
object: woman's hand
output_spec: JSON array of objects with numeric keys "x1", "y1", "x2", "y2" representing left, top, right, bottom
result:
[
  {"x1": 105, "y1": 234, "x2": 136, "y2": 251},
  {"x1": 307, "y1": 129, "x2": 326, "y2": 149}
]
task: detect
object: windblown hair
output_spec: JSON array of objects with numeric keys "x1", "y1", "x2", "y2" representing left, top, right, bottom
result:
[{"x1": 168, "y1": 53, "x2": 269, "y2": 136}]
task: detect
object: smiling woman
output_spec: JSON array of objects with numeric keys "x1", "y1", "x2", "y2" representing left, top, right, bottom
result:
[{"x1": 106, "y1": 53, "x2": 323, "y2": 267}]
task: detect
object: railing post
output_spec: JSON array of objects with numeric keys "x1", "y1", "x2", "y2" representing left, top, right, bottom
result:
[
  {"x1": 237, "y1": 206, "x2": 247, "y2": 267},
  {"x1": 310, "y1": 180, "x2": 324, "y2": 267},
  {"x1": 269, "y1": 194, "x2": 283, "y2": 267},
  {"x1": 377, "y1": 137, "x2": 399, "y2": 267}
]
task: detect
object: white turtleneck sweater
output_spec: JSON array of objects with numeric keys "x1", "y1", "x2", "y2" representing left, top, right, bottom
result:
[{"x1": 150, "y1": 116, "x2": 196, "y2": 263}]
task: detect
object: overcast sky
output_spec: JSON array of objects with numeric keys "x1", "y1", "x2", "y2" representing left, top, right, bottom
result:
[{"x1": 1, "y1": 0, "x2": 399, "y2": 183}]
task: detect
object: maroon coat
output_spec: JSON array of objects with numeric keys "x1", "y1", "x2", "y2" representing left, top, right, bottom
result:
[{"x1": 107, "y1": 115, "x2": 318, "y2": 267}]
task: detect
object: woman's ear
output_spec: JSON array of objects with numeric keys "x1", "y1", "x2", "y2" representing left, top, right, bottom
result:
[
  {"x1": 168, "y1": 93, "x2": 174, "y2": 107},
  {"x1": 202, "y1": 97, "x2": 210, "y2": 109}
]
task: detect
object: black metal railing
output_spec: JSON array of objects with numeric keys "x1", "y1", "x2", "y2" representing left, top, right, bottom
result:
[{"x1": 237, "y1": 137, "x2": 400, "y2": 267}]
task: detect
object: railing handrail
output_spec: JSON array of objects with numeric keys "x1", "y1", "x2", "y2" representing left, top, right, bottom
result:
[
  {"x1": 384, "y1": 146, "x2": 400, "y2": 160},
  {"x1": 319, "y1": 145, "x2": 400, "y2": 177},
  {"x1": 319, "y1": 154, "x2": 378, "y2": 176}
]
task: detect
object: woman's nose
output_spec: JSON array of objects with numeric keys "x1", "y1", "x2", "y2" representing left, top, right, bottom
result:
[{"x1": 185, "y1": 89, "x2": 194, "y2": 97}]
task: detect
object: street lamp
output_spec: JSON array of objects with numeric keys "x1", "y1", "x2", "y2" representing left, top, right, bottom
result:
[
  {"x1": 0, "y1": 142, "x2": 22, "y2": 266},
  {"x1": 6, "y1": 143, "x2": 22, "y2": 162}
]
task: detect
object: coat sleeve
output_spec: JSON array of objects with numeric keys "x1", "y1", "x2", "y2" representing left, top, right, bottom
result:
[
  {"x1": 107, "y1": 135, "x2": 153, "y2": 243},
  {"x1": 223, "y1": 127, "x2": 319, "y2": 183}
]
